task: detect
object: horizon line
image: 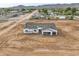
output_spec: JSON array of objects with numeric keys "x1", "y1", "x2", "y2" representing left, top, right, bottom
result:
[{"x1": 0, "y1": 3, "x2": 79, "y2": 8}]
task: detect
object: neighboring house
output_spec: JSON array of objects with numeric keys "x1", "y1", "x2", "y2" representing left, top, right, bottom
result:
[
  {"x1": 32, "y1": 12, "x2": 46, "y2": 19},
  {"x1": 23, "y1": 22, "x2": 57, "y2": 36},
  {"x1": 55, "y1": 15, "x2": 66, "y2": 20},
  {"x1": 32, "y1": 11, "x2": 57, "y2": 20},
  {"x1": 10, "y1": 11, "x2": 18, "y2": 13},
  {"x1": 73, "y1": 16, "x2": 79, "y2": 20}
]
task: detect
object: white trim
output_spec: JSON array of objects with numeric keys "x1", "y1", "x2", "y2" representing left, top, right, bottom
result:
[
  {"x1": 23, "y1": 28, "x2": 58, "y2": 35},
  {"x1": 23, "y1": 28, "x2": 39, "y2": 33}
]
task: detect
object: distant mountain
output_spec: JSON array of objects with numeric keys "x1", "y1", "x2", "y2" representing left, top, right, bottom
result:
[
  {"x1": 38, "y1": 3, "x2": 79, "y2": 9},
  {"x1": 11, "y1": 5, "x2": 36, "y2": 9},
  {"x1": 12, "y1": 5, "x2": 27, "y2": 9},
  {"x1": 11, "y1": 3, "x2": 79, "y2": 9}
]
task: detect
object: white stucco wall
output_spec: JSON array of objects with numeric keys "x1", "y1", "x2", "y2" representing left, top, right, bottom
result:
[
  {"x1": 23, "y1": 28, "x2": 39, "y2": 34},
  {"x1": 23, "y1": 28, "x2": 58, "y2": 35},
  {"x1": 55, "y1": 15, "x2": 66, "y2": 19},
  {"x1": 58, "y1": 16, "x2": 66, "y2": 19},
  {"x1": 42, "y1": 29, "x2": 57, "y2": 35},
  {"x1": 74, "y1": 16, "x2": 79, "y2": 20}
]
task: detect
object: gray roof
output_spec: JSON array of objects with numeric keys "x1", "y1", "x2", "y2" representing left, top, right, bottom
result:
[{"x1": 24, "y1": 22, "x2": 57, "y2": 30}]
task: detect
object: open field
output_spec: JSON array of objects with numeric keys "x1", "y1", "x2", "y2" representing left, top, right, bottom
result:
[{"x1": 0, "y1": 19, "x2": 79, "y2": 55}]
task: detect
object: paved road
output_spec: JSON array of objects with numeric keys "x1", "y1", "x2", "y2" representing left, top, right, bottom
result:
[{"x1": 0, "y1": 10, "x2": 38, "y2": 36}]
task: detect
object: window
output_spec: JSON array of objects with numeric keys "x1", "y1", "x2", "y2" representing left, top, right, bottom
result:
[
  {"x1": 25, "y1": 30, "x2": 28, "y2": 32},
  {"x1": 53, "y1": 32, "x2": 56, "y2": 35},
  {"x1": 34, "y1": 30, "x2": 36, "y2": 32}
]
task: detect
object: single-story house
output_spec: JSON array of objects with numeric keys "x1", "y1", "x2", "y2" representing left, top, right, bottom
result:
[
  {"x1": 55, "y1": 15, "x2": 66, "y2": 20},
  {"x1": 23, "y1": 22, "x2": 57, "y2": 36},
  {"x1": 32, "y1": 12, "x2": 47, "y2": 19},
  {"x1": 10, "y1": 11, "x2": 18, "y2": 13}
]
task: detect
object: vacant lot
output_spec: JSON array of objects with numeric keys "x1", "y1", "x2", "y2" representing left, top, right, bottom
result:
[{"x1": 0, "y1": 20, "x2": 79, "y2": 56}]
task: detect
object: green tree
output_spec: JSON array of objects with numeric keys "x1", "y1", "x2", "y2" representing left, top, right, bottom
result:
[
  {"x1": 21, "y1": 8, "x2": 26, "y2": 12},
  {"x1": 65, "y1": 7, "x2": 71, "y2": 12},
  {"x1": 71, "y1": 8, "x2": 77, "y2": 15},
  {"x1": 42, "y1": 9, "x2": 48, "y2": 15}
]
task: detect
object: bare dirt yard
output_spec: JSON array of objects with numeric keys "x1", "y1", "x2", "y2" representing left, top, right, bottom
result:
[{"x1": 0, "y1": 20, "x2": 79, "y2": 56}]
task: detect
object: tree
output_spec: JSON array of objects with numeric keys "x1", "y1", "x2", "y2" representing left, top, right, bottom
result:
[
  {"x1": 64, "y1": 10, "x2": 72, "y2": 15},
  {"x1": 65, "y1": 7, "x2": 71, "y2": 12},
  {"x1": 69, "y1": 15, "x2": 74, "y2": 20},
  {"x1": 38, "y1": 9, "x2": 41, "y2": 13},
  {"x1": 42, "y1": 9, "x2": 48, "y2": 15},
  {"x1": 58, "y1": 8, "x2": 64, "y2": 15},
  {"x1": 71, "y1": 8, "x2": 77, "y2": 15},
  {"x1": 21, "y1": 8, "x2": 26, "y2": 12}
]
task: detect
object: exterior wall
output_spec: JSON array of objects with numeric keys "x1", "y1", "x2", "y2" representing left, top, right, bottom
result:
[
  {"x1": 42, "y1": 29, "x2": 57, "y2": 35},
  {"x1": 42, "y1": 31, "x2": 53, "y2": 35},
  {"x1": 23, "y1": 28, "x2": 39, "y2": 34},
  {"x1": 23, "y1": 28, "x2": 57, "y2": 36},
  {"x1": 74, "y1": 16, "x2": 79, "y2": 20},
  {"x1": 55, "y1": 16, "x2": 66, "y2": 19}
]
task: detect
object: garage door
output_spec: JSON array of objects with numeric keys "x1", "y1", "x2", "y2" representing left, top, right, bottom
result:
[{"x1": 43, "y1": 32, "x2": 51, "y2": 35}]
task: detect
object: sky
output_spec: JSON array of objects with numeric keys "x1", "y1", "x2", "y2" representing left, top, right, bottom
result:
[{"x1": 0, "y1": 0, "x2": 79, "y2": 7}]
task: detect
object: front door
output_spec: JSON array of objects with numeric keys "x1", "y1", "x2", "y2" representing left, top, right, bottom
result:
[{"x1": 39, "y1": 29, "x2": 42, "y2": 34}]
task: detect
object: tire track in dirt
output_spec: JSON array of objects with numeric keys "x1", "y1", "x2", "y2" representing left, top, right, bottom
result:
[{"x1": 0, "y1": 10, "x2": 38, "y2": 47}]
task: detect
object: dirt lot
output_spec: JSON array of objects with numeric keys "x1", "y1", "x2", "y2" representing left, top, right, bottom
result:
[{"x1": 0, "y1": 20, "x2": 79, "y2": 56}]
